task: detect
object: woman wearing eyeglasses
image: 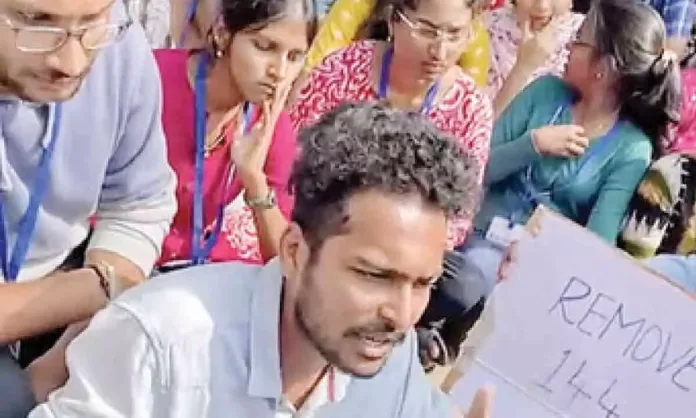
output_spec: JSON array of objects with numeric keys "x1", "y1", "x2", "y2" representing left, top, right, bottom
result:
[
  {"x1": 458, "y1": 0, "x2": 681, "y2": 295},
  {"x1": 291, "y1": 0, "x2": 493, "y2": 249},
  {"x1": 304, "y1": 0, "x2": 492, "y2": 87},
  {"x1": 486, "y1": 0, "x2": 584, "y2": 117},
  {"x1": 153, "y1": 0, "x2": 317, "y2": 270}
]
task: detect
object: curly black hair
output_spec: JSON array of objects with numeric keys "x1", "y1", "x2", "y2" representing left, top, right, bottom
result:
[{"x1": 290, "y1": 102, "x2": 481, "y2": 248}]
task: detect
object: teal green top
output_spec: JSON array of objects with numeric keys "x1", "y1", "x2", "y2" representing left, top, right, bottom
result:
[{"x1": 474, "y1": 75, "x2": 653, "y2": 244}]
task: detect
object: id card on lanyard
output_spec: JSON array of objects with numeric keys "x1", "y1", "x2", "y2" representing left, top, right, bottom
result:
[
  {"x1": 487, "y1": 101, "x2": 621, "y2": 247},
  {"x1": 0, "y1": 104, "x2": 62, "y2": 282},
  {"x1": 191, "y1": 52, "x2": 253, "y2": 265},
  {"x1": 378, "y1": 46, "x2": 440, "y2": 114},
  {"x1": 486, "y1": 103, "x2": 565, "y2": 247},
  {"x1": 519, "y1": 102, "x2": 622, "y2": 208}
]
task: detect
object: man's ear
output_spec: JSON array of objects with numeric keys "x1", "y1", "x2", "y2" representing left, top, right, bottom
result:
[{"x1": 279, "y1": 222, "x2": 309, "y2": 282}]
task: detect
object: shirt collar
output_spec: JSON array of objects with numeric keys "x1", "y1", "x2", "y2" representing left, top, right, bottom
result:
[
  {"x1": 247, "y1": 258, "x2": 284, "y2": 400},
  {"x1": 280, "y1": 367, "x2": 352, "y2": 415},
  {"x1": 0, "y1": 96, "x2": 55, "y2": 148},
  {"x1": 246, "y1": 258, "x2": 352, "y2": 406},
  {"x1": 0, "y1": 94, "x2": 47, "y2": 108}
]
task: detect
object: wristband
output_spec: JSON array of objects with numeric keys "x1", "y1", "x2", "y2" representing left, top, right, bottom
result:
[{"x1": 244, "y1": 188, "x2": 276, "y2": 210}]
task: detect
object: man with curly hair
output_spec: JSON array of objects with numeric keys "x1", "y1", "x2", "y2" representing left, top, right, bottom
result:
[{"x1": 30, "y1": 102, "x2": 491, "y2": 417}]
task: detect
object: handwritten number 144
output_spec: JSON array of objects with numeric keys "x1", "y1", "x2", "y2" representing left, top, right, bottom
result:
[{"x1": 536, "y1": 349, "x2": 621, "y2": 417}]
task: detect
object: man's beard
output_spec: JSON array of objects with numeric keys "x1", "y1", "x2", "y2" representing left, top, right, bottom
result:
[
  {"x1": 0, "y1": 58, "x2": 88, "y2": 102},
  {"x1": 0, "y1": 59, "x2": 23, "y2": 97},
  {"x1": 294, "y1": 268, "x2": 406, "y2": 378}
]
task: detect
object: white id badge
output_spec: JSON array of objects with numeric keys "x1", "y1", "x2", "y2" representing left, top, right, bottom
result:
[{"x1": 485, "y1": 216, "x2": 526, "y2": 248}]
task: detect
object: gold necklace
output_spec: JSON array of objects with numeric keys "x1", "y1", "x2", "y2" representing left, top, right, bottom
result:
[
  {"x1": 204, "y1": 131, "x2": 226, "y2": 157},
  {"x1": 203, "y1": 105, "x2": 243, "y2": 157}
]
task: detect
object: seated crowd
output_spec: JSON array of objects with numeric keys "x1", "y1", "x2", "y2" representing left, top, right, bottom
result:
[{"x1": 0, "y1": 0, "x2": 695, "y2": 416}]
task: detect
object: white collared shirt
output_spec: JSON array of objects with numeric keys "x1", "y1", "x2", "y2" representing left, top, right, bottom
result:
[
  {"x1": 30, "y1": 259, "x2": 456, "y2": 417},
  {"x1": 276, "y1": 367, "x2": 351, "y2": 418}
]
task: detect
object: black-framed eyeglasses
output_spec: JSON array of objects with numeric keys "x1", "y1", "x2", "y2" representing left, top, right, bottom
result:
[
  {"x1": 0, "y1": 14, "x2": 132, "y2": 53},
  {"x1": 394, "y1": 9, "x2": 471, "y2": 44}
]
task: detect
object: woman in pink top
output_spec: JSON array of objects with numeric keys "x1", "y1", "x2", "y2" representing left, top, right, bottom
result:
[
  {"x1": 291, "y1": 0, "x2": 493, "y2": 249},
  {"x1": 155, "y1": 0, "x2": 317, "y2": 269},
  {"x1": 672, "y1": 68, "x2": 696, "y2": 153},
  {"x1": 486, "y1": 0, "x2": 584, "y2": 117}
]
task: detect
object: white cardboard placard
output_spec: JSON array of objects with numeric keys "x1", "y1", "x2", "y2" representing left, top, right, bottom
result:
[{"x1": 449, "y1": 209, "x2": 696, "y2": 417}]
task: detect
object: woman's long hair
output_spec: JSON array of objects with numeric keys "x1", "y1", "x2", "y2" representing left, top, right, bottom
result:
[{"x1": 586, "y1": 0, "x2": 681, "y2": 157}]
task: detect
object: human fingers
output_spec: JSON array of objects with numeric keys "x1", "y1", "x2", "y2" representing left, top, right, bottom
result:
[{"x1": 465, "y1": 386, "x2": 495, "y2": 418}]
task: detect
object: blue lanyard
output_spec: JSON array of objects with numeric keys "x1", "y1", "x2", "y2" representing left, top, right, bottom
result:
[
  {"x1": 512, "y1": 103, "x2": 622, "y2": 223},
  {"x1": 378, "y1": 47, "x2": 440, "y2": 114},
  {"x1": 178, "y1": 0, "x2": 200, "y2": 47},
  {"x1": 191, "y1": 52, "x2": 253, "y2": 265},
  {"x1": 0, "y1": 104, "x2": 62, "y2": 281}
]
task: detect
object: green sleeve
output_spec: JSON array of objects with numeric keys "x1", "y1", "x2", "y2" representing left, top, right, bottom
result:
[
  {"x1": 483, "y1": 77, "x2": 556, "y2": 186},
  {"x1": 586, "y1": 143, "x2": 652, "y2": 243}
]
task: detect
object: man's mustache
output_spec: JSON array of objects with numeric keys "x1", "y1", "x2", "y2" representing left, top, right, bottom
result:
[{"x1": 346, "y1": 321, "x2": 406, "y2": 344}]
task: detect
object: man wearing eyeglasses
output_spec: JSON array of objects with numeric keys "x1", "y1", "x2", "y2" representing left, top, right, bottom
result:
[{"x1": 0, "y1": 0, "x2": 176, "y2": 416}]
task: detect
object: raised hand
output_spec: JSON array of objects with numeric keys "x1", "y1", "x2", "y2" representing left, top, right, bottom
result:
[
  {"x1": 232, "y1": 80, "x2": 292, "y2": 187},
  {"x1": 464, "y1": 386, "x2": 495, "y2": 418},
  {"x1": 531, "y1": 124, "x2": 589, "y2": 158},
  {"x1": 515, "y1": 17, "x2": 560, "y2": 72}
]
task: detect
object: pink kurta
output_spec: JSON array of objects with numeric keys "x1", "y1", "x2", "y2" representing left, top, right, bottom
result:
[
  {"x1": 155, "y1": 49, "x2": 296, "y2": 266},
  {"x1": 290, "y1": 40, "x2": 493, "y2": 248}
]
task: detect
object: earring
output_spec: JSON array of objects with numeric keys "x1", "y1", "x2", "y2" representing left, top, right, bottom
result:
[
  {"x1": 595, "y1": 72, "x2": 603, "y2": 79},
  {"x1": 212, "y1": 36, "x2": 224, "y2": 58}
]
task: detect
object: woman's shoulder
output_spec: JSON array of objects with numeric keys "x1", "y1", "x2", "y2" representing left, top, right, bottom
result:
[
  {"x1": 322, "y1": 39, "x2": 377, "y2": 66},
  {"x1": 520, "y1": 75, "x2": 572, "y2": 102},
  {"x1": 153, "y1": 49, "x2": 191, "y2": 91},
  {"x1": 295, "y1": 40, "x2": 375, "y2": 102},
  {"x1": 529, "y1": 73, "x2": 566, "y2": 87},
  {"x1": 617, "y1": 121, "x2": 653, "y2": 145},
  {"x1": 611, "y1": 122, "x2": 653, "y2": 162},
  {"x1": 304, "y1": 39, "x2": 376, "y2": 87},
  {"x1": 450, "y1": 70, "x2": 492, "y2": 109},
  {"x1": 484, "y1": 4, "x2": 515, "y2": 28},
  {"x1": 437, "y1": 71, "x2": 492, "y2": 147},
  {"x1": 153, "y1": 48, "x2": 188, "y2": 71}
]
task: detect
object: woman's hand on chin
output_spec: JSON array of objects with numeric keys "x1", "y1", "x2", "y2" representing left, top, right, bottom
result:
[{"x1": 233, "y1": 79, "x2": 293, "y2": 186}]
